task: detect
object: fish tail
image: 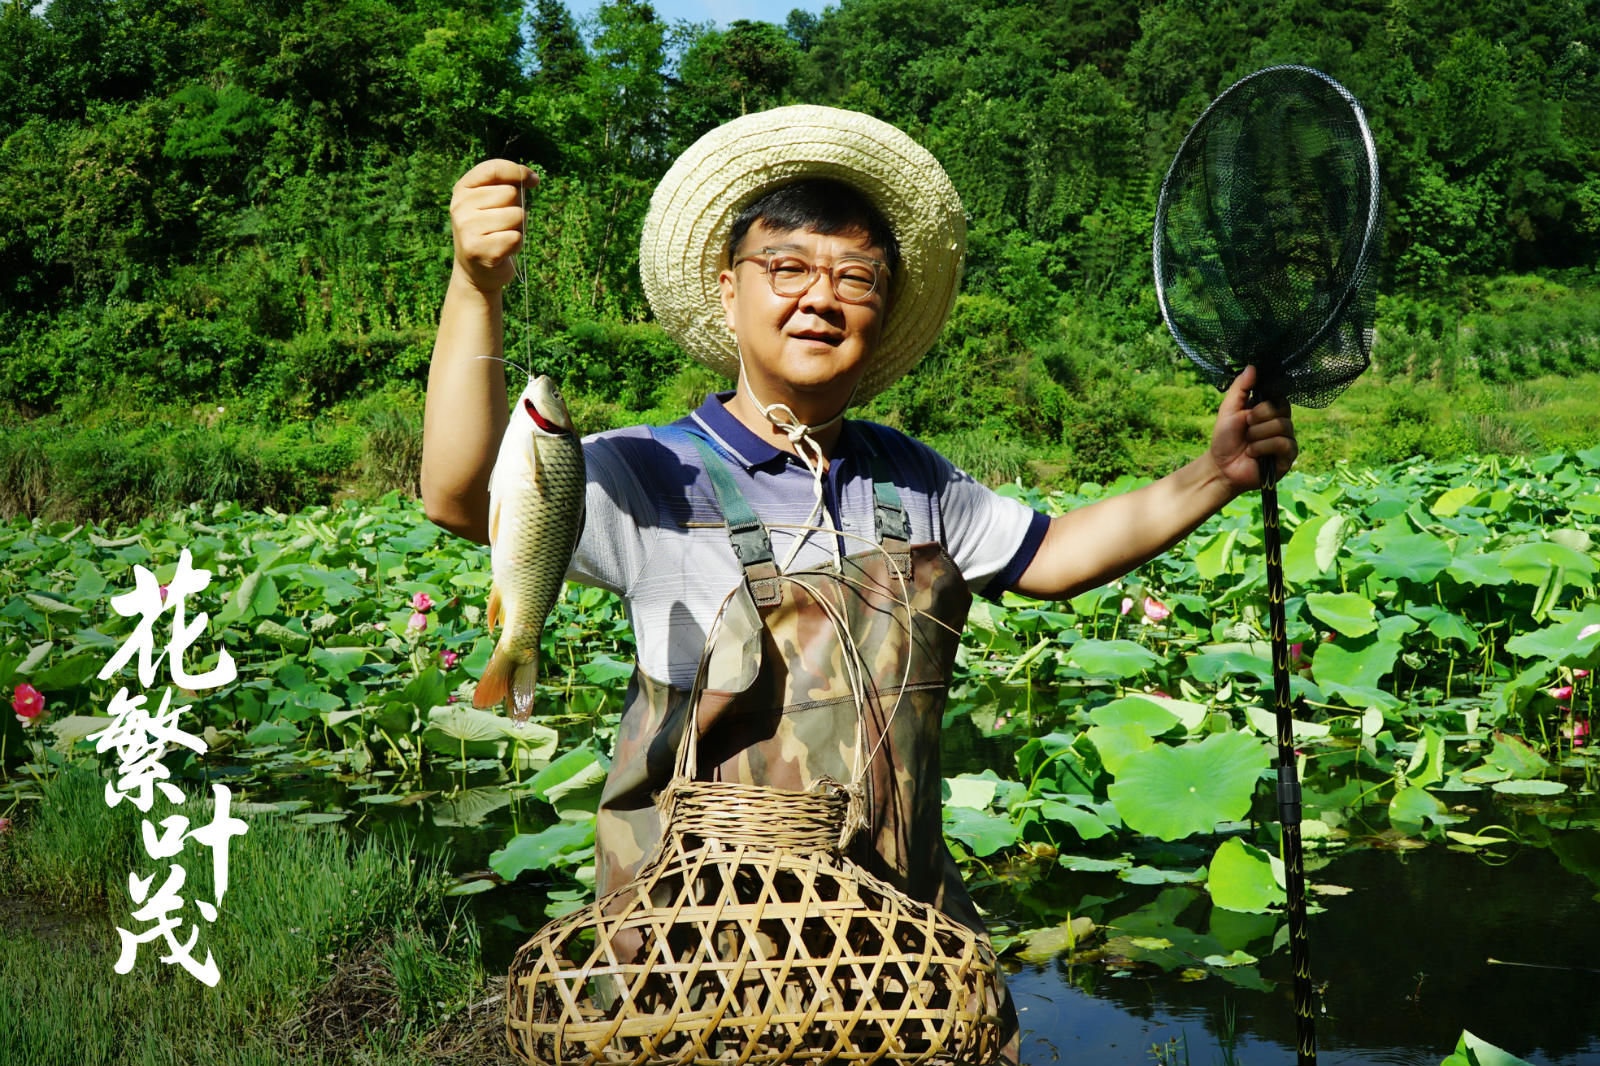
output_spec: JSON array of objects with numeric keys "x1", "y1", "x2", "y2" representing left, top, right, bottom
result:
[
  {"x1": 509, "y1": 660, "x2": 539, "y2": 723},
  {"x1": 472, "y1": 642, "x2": 541, "y2": 722},
  {"x1": 486, "y1": 583, "x2": 502, "y2": 634},
  {"x1": 473, "y1": 641, "x2": 519, "y2": 709}
]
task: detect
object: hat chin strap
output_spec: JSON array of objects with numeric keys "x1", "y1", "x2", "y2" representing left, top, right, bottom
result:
[{"x1": 735, "y1": 343, "x2": 858, "y2": 572}]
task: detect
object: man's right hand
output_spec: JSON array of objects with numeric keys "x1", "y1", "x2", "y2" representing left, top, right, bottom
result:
[{"x1": 451, "y1": 159, "x2": 538, "y2": 294}]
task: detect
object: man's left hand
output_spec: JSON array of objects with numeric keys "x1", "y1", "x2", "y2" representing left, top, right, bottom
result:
[{"x1": 1209, "y1": 365, "x2": 1299, "y2": 493}]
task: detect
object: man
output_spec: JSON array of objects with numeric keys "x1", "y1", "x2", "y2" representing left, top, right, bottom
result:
[{"x1": 424, "y1": 106, "x2": 1296, "y2": 1057}]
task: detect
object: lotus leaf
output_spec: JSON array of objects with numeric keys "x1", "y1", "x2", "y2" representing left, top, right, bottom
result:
[
  {"x1": 1360, "y1": 531, "x2": 1454, "y2": 584},
  {"x1": 1120, "y1": 864, "x2": 1203, "y2": 885},
  {"x1": 490, "y1": 821, "x2": 595, "y2": 879},
  {"x1": 529, "y1": 745, "x2": 607, "y2": 803},
  {"x1": 943, "y1": 805, "x2": 1020, "y2": 856},
  {"x1": 27, "y1": 653, "x2": 101, "y2": 690},
  {"x1": 1017, "y1": 916, "x2": 1096, "y2": 962},
  {"x1": 422, "y1": 706, "x2": 512, "y2": 757},
  {"x1": 1242, "y1": 705, "x2": 1329, "y2": 742},
  {"x1": 1485, "y1": 732, "x2": 1550, "y2": 778},
  {"x1": 309, "y1": 646, "x2": 366, "y2": 680},
  {"x1": 1312, "y1": 636, "x2": 1402, "y2": 690},
  {"x1": 1065, "y1": 639, "x2": 1163, "y2": 678},
  {"x1": 246, "y1": 719, "x2": 300, "y2": 746},
  {"x1": 1504, "y1": 612, "x2": 1600, "y2": 664},
  {"x1": 1107, "y1": 730, "x2": 1270, "y2": 840},
  {"x1": 1440, "y1": 1030, "x2": 1535, "y2": 1066},
  {"x1": 1502, "y1": 541, "x2": 1596, "y2": 587},
  {"x1": 1490, "y1": 779, "x2": 1567, "y2": 795},
  {"x1": 1089, "y1": 696, "x2": 1183, "y2": 736},
  {"x1": 1058, "y1": 855, "x2": 1128, "y2": 873},
  {"x1": 1084, "y1": 724, "x2": 1154, "y2": 775},
  {"x1": 944, "y1": 774, "x2": 999, "y2": 809},
  {"x1": 1388, "y1": 785, "x2": 1445, "y2": 833},
  {"x1": 1188, "y1": 644, "x2": 1273, "y2": 685},
  {"x1": 1207, "y1": 838, "x2": 1286, "y2": 913},
  {"x1": 1305, "y1": 591, "x2": 1378, "y2": 638},
  {"x1": 1448, "y1": 553, "x2": 1513, "y2": 587},
  {"x1": 1431, "y1": 484, "x2": 1485, "y2": 516},
  {"x1": 1405, "y1": 727, "x2": 1447, "y2": 788},
  {"x1": 23, "y1": 592, "x2": 81, "y2": 616},
  {"x1": 1282, "y1": 513, "x2": 1349, "y2": 583},
  {"x1": 1195, "y1": 527, "x2": 1239, "y2": 579},
  {"x1": 1034, "y1": 799, "x2": 1114, "y2": 841}
]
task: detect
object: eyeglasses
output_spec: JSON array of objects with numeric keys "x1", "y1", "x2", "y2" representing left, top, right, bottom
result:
[{"x1": 734, "y1": 249, "x2": 887, "y2": 304}]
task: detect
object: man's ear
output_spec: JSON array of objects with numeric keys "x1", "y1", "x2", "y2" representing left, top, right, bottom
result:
[{"x1": 718, "y1": 269, "x2": 737, "y2": 331}]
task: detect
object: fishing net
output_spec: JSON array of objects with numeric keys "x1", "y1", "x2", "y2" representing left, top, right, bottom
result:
[
  {"x1": 1153, "y1": 65, "x2": 1381, "y2": 407},
  {"x1": 1152, "y1": 65, "x2": 1382, "y2": 1066}
]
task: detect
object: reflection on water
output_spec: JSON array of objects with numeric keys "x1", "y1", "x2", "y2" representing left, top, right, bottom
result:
[
  {"x1": 938, "y1": 681, "x2": 1600, "y2": 1065},
  {"x1": 1007, "y1": 838, "x2": 1600, "y2": 1063}
]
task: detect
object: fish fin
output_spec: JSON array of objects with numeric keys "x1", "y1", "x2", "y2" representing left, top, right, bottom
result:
[
  {"x1": 528, "y1": 435, "x2": 546, "y2": 494},
  {"x1": 486, "y1": 583, "x2": 502, "y2": 634},
  {"x1": 473, "y1": 646, "x2": 515, "y2": 710},
  {"x1": 486, "y1": 493, "x2": 501, "y2": 547},
  {"x1": 509, "y1": 660, "x2": 540, "y2": 723}
]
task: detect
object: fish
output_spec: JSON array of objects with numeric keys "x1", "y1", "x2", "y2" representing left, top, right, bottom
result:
[{"x1": 472, "y1": 375, "x2": 586, "y2": 722}]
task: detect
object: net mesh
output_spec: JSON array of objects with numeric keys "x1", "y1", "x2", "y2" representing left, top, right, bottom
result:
[{"x1": 1154, "y1": 65, "x2": 1380, "y2": 408}]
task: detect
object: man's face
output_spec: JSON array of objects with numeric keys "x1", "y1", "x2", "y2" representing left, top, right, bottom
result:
[{"x1": 718, "y1": 220, "x2": 888, "y2": 413}]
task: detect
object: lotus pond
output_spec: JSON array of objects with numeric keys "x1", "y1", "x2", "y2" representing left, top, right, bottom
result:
[{"x1": 5, "y1": 448, "x2": 1600, "y2": 1064}]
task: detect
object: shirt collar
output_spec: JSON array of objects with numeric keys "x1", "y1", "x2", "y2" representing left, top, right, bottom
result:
[{"x1": 682, "y1": 391, "x2": 859, "y2": 473}]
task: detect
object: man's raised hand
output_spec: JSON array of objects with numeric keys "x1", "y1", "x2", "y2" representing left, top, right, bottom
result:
[
  {"x1": 1208, "y1": 365, "x2": 1299, "y2": 493},
  {"x1": 450, "y1": 159, "x2": 537, "y2": 294}
]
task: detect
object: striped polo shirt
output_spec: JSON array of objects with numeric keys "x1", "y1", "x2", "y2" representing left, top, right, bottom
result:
[{"x1": 566, "y1": 392, "x2": 1048, "y2": 688}]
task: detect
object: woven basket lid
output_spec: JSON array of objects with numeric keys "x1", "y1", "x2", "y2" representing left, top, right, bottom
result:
[{"x1": 640, "y1": 105, "x2": 967, "y2": 404}]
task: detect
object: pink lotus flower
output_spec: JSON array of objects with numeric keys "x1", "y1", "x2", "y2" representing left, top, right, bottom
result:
[
  {"x1": 12, "y1": 683, "x2": 44, "y2": 726},
  {"x1": 1550, "y1": 684, "x2": 1575, "y2": 701},
  {"x1": 407, "y1": 611, "x2": 428, "y2": 632},
  {"x1": 1143, "y1": 596, "x2": 1170, "y2": 623},
  {"x1": 410, "y1": 591, "x2": 434, "y2": 613},
  {"x1": 1119, "y1": 596, "x2": 1134, "y2": 615},
  {"x1": 1575, "y1": 669, "x2": 1590, "y2": 679},
  {"x1": 1562, "y1": 714, "x2": 1590, "y2": 748},
  {"x1": 158, "y1": 584, "x2": 169, "y2": 603},
  {"x1": 439, "y1": 649, "x2": 460, "y2": 670}
]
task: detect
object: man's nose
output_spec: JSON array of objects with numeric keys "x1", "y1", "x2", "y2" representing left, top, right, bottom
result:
[{"x1": 796, "y1": 268, "x2": 844, "y2": 314}]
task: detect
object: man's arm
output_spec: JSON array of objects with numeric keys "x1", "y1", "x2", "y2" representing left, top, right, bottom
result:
[
  {"x1": 420, "y1": 159, "x2": 536, "y2": 544},
  {"x1": 1011, "y1": 365, "x2": 1298, "y2": 601}
]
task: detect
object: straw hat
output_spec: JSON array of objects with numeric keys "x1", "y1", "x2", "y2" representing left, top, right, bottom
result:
[{"x1": 640, "y1": 105, "x2": 966, "y2": 404}]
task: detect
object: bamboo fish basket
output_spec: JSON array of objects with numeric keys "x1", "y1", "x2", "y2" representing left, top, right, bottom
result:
[{"x1": 504, "y1": 769, "x2": 1005, "y2": 1065}]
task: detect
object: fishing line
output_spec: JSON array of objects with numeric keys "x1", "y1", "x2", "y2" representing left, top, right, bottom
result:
[
  {"x1": 473, "y1": 354, "x2": 535, "y2": 378},
  {"x1": 515, "y1": 170, "x2": 536, "y2": 381}
]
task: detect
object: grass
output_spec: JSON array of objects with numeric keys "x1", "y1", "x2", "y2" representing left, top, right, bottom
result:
[
  {"x1": 0, "y1": 762, "x2": 496, "y2": 1066},
  {"x1": 7, "y1": 350, "x2": 1600, "y2": 523}
]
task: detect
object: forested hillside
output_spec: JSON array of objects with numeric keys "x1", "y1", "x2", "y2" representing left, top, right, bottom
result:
[{"x1": 2, "y1": 0, "x2": 1599, "y2": 518}]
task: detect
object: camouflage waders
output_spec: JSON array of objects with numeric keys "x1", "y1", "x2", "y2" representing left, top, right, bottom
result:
[{"x1": 594, "y1": 429, "x2": 1019, "y2": 1060}]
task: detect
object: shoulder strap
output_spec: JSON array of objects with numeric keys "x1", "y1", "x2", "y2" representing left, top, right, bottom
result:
[
  {"x1": 674, "y1": 428, "x2": 783, "y2": 607},
  {"x1": 857, "y1": 424, "x2": 912, "y2": 577}
]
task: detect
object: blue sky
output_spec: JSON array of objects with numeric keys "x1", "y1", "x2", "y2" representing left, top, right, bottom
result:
[{"x1": 569, "y1": 0, "x2": 834, "y2": 30}]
